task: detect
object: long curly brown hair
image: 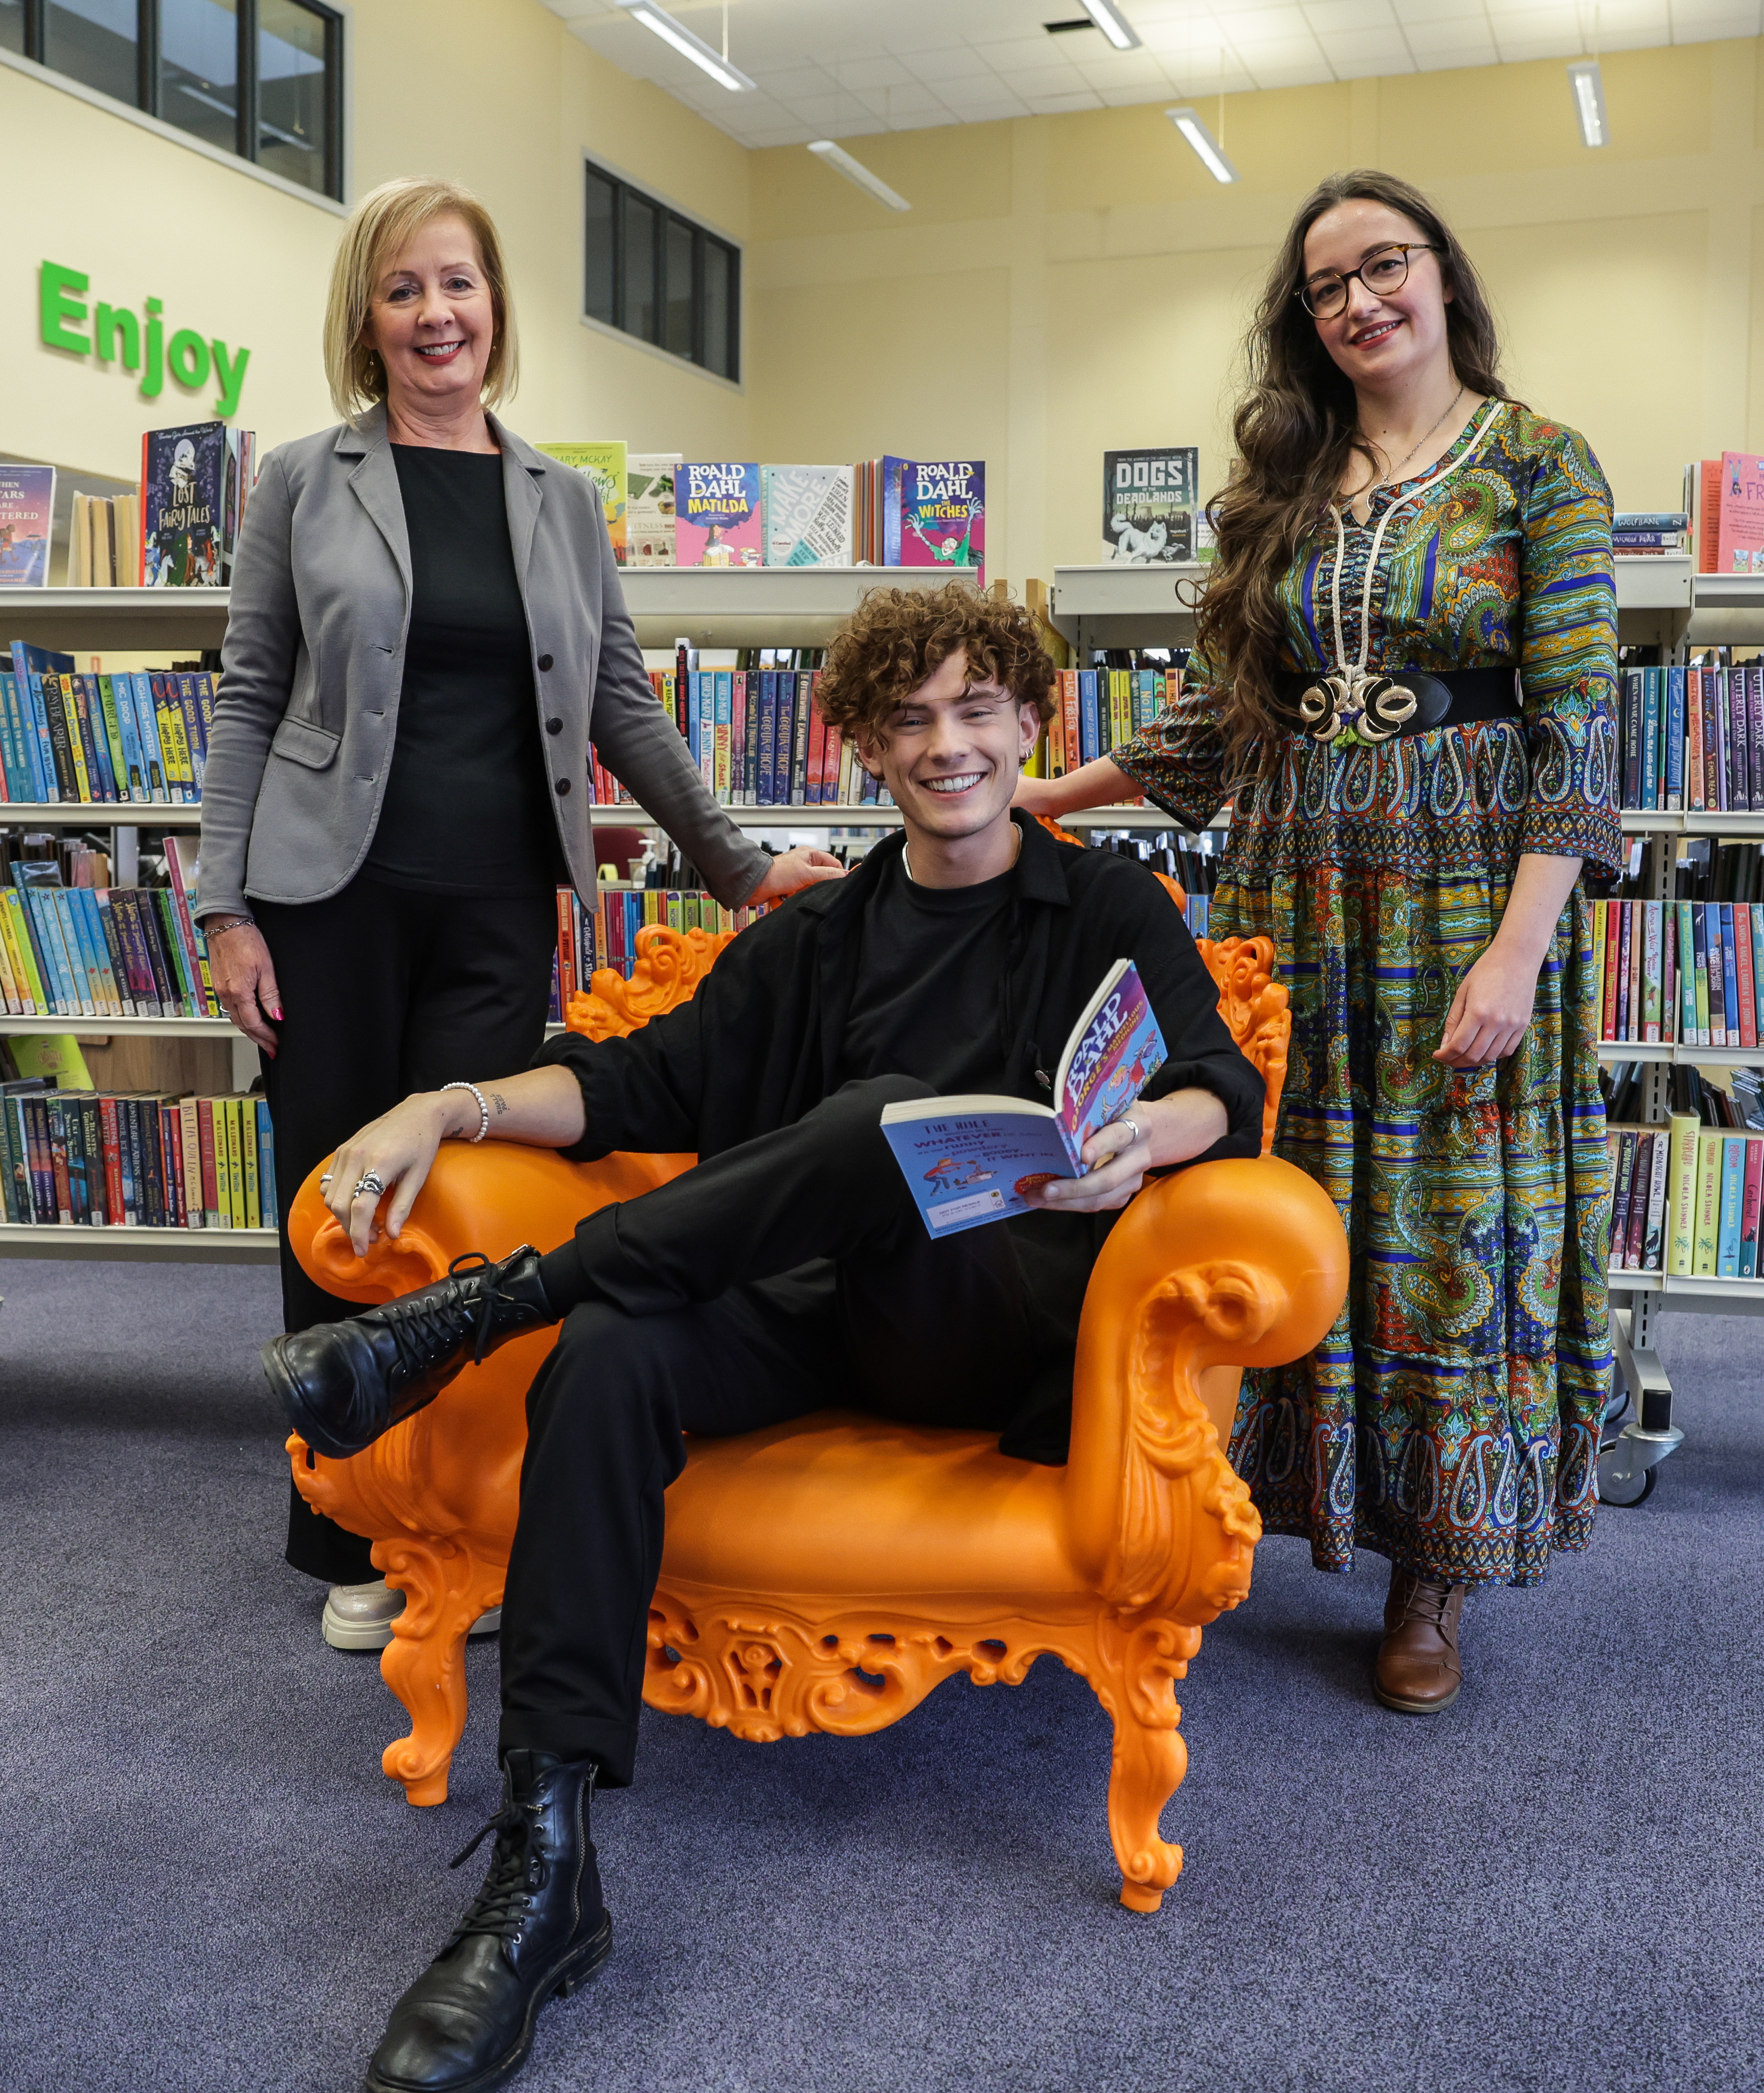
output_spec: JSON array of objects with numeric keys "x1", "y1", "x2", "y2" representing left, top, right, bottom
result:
[
  {"x1": 816, "y1": 582, "x2": 1057, "y2": 744},
  {"x1": 1199, "y1": 168, "x2": 1515, "y2": 773}
]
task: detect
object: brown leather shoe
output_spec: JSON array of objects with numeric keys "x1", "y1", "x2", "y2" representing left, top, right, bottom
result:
[{"x1": 1374, "y1": 1567, "x2": 1466, "y2": 1713}]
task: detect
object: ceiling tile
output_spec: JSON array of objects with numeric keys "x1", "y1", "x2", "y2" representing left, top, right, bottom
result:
[
  {"x1": 905, "y1": 44, "x2": 1000, "y2": 80},
  {"x1": 1391, "y1": 0, "x2": 1488, "y2": 20},
  {"x1": 821, "y1": 54, "x2": 920, "y2": 91},
  {"x1": 1401, "y1": 24, "x2": 1498, "y2": 58},
  {"x1": 1302, "y1": 0, "x2": 1402, "y2": 29},
  {"x1": 1320, "y1": 26, "x2": 1420, "y2": 64}
]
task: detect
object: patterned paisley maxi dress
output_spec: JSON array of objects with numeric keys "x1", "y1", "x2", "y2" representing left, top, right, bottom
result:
[{"x1": 1113, "y1": 401, "x2": 1623, "y2": 1587}]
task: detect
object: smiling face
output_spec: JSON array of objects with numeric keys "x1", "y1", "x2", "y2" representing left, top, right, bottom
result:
[
  {"x1": 363, "y1": 212, "x2": 498, "y2": 423},
  {"x1": 856, "y1": 647, "x2": 1041, "y2": 863},
  {"x1": 1301, "y1": 197, "x2": 1452, "y2": 394}
]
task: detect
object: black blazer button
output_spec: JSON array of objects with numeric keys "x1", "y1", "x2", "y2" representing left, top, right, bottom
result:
[
  {"x1": 546, "y1": 717, "x2": 563, "y2": 734},
  {"x1": 537, "y1": 653, "x2": 554, "y2": 671},
  {"x1": 555, "y1": 777, "x2": 571, "y2": 795}
]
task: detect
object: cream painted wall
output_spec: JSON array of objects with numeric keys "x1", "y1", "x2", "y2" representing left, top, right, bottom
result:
[
  {"x1": 746, "y1": 38, "x2": 1764, "y2": 592},
  {"x1": 0, "y1": 0, "x2": 752, "y2": 493}
]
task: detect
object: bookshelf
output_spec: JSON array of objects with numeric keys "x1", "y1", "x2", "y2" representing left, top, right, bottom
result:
[
  {"x1": 0, "y1": 1220, "x2": 278, "y2": 1264},
  {"x1": 2, "y1": 587, "x2": 231, "y2": 654}
]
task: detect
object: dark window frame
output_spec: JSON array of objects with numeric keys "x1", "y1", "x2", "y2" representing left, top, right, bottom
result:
[
  {"x1": 15, "y1": 0, "x2": 342, "y2": 201},
  {"x1": 584, "y1": 155, "x2": 740, "y2": 385}
]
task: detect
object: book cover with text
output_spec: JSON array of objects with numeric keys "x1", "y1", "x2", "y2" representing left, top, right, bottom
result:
[
  {"x1": 140, "y1": 423, "x2": 227, "y2": 587},
  {"x1": 762, "y1": 464, "x2": 855, "y2": 566},
  {"x1": 673, "y1": 463, "x2": 762, "y2": 566},
  {"x1": 627, "y1": 452, "x2": 681, "y2": 566},
  {"x1": 0, "y1": 466, "x2": 54, "y2": 588},
  {"x1": 1717, "y1": 451, "x2": 1764, "y2": 573},
  {"x1": 886, "y1": 458, "x2": 984, "y2": 583},
  {"x1": 538, "y1": 442, "x2": 628, "y2": 562},
  {"x1": 1102, "y1": 447, "x2": 1199, "y2": 565}
]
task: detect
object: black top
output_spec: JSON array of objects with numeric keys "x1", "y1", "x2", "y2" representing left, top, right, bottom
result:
[
  {"x1": 534, "y1": 816, "x2": 1264, "y2": 1462},
  {"x1": 838, "y1": 851, "x2": 1017, "y2": 1094},
  {"x1": 366, "y1": 446, "x2": 565, "y2": 894}
]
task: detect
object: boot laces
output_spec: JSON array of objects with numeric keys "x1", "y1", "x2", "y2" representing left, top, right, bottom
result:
[
  {"x1": 444, "y1": 1796, "x2": 546, "y2": 1952},
  {"x1": 381, "y1": 1252, "x2": 512, "y2": 1375},
  {"x1": 1403, "y1": 1576, "x2": 1456, "y2": 1630}
]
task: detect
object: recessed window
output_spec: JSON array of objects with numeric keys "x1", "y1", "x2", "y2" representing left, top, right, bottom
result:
[
  {"x1": 11, "y1": 0, "x2": 342, "y2": 200},
  {"x1": 584, "y1": 156, "x2": 740, "y2": 383}
]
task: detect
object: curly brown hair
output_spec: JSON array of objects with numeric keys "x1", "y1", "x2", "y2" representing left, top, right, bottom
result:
[{"x1": 816, "y1": 582, "x2": 1057, "y2": 744}]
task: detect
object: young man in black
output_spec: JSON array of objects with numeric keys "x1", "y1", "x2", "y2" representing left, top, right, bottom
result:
[{"x1": 266, "y1": 583, "x2": 1264, "y2": 2093}]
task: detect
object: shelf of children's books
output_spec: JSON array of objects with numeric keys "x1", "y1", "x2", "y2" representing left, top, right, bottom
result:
[
  {"x1": 1, "y1": 587, "x2": 230, "y2": 652},
  {"x1": 0, "y1": 1014, "x2": 234, "y2": 1036},
  {"x1": 1047, "y1": 565, "x2": 1206, "y2": 649},
  {"x1": 0, "y1": 803, "x2": 204, "y2": 826},
  {"x1": 0, "y1": 1220, "x2": 278, "y2": 1264},
  {"x1": 621, "y1": 566, "x2": 951, "y2": 649},
  {"x1": 1598, "y1": 1042, "x2": 1764, "y2": 1067}
]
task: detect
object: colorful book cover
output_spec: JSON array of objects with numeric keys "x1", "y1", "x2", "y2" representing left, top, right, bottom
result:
[
  {"x1": 1101, "y1": 448, "x2": 1198, "y2": 565},
  {"x1": 889, "y1": 459, "x2": 984, "y2": 582},
  {"x1": 673, "y1": 464, "x2": 763, "y2": 567},
  {"x1": 762, "y1": 465, "x2": 855, "y2": 567},
  {"x1": 880, "y1": 960, "x2": 1166, "y2": 1236},
  {"x1": 627, "y1": 453, "x2": 680, "y2": 567},
  {"x1": 537, "y1": 443, "x2": 628, "y2": 564},
  {"x1": 0, "y1": 465, "x2": 55, "y2": 588},
  {"x1": 141, "y1": 422, "x2": 227, "y2": 587},
  {"x1": 1717, "y1": 451, "x2": 1764, "y2": 573}
]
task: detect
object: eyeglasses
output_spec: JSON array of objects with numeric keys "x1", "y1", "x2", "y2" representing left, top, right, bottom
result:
[{"x1": 1297, "y1": 243, "x2": 1440, "y2": 320}]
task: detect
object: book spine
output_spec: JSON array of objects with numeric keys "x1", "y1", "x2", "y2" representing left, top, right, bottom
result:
[
  {"x1": 176, "y1": 673, "x2": 208, "y2": 795},
  {"x1": 0, "y1": 672, "x2": 26, "y2": 800},
  {"x1": 39, "y1": 674, "x2": 78, "y2": 801},
  {"x1": 1667, "y1": 1113, "x2": 1700, "y2": 1274},
  {"x1": 1693, "y1": 1129, "x2": 1723, "y2": 1275},
  {"x1": 1717, "y1": 1134, "x2": 1745, "y2": 1276},
  {"x1": 46, "y1": 1097, "x2": 72, "y2": 1223},
  {"x1": 1642, "y1": 1124, "x2": 1670, "y2": 1271},
  {"x1": 21, "y1": 673, "x2": 58, "y2": 801},
  {"x1": 20, "y1": 1095, "x2": 53, "y2": 1221},
  {"x1": 240, "y1": 1099, "x2": 261, "y2": 1230},
  {"x1": 1737, "y1": 904, "x2": 1759, "y2": 1050},
  {"x1": 197, "y1": 1099, "x2": 219, "y2": 1225},
  {"x1": 790, "y1": 670, "x2": 812, "y2": 804},
  {"x1": 1665, "y1": 666, "x2": 1685, "y2": 810},
  {"x1": 1716, "y1": 667, "x2": 1732, "y2": 812},
  {"x1": 1750, "y1": 665, "x2": 1764, "y2": 810},
  {"x1": 128, "y1": 674, "x2": 167, "y2": 800},
  {"x1": 1080, "y1": 672, "x2": 1100, "y2": 767},
  {"x1": 95, "y1": 677, "x2": 132, "y2": 802},
  {"x1": 1753, "y1": 907, "x2": 1764, "y2": 1043},
  {"x1": 1722, "y1": 903, "x2": 1741, "y2": 1049},
  {"x1": 1693, "y1": 903, "x2": 1710, "y2": 1044},
  {"x1": 75, "y1": 888, "x2": 119, "y2": 1015},
  {"x1": 1616, "y1": 901, "x2": 1634, "y2": 1040},
  {"x1": 1686, "y1": 669, "x2": 1705, "y2": 811},
  {"x1": 1642, "y1": 902, "x2": 1662, "y2": 1043},
  {"x1": 1740, "y1": 1136, "x2": 1763, "y2": 1279},
  {"x1": 1624, "y1": 1132, "x2": 1653, "y2": 1267},
  {"x1": 181, "y1": 1098, "x2": 204, "y2": 1228},
  {"x1": 0, "y1": 1097, "x2": 25, "y2": 1224},
  {"x1": 1610, "y1": 1129, "x2": 1637, "y2": 1267},
  {"x1": 163, "y1": 844, "x2": 217, "y2": 1015},
  {"x1": 805, "y1": 682, "x2": 826, "y2": 807},
  {"x1": 74, "y1": 677, "x2": 116, "y2": 801},
  {"x1": 256, "y1": 1100, "x2": 278, "y2": 1230}
]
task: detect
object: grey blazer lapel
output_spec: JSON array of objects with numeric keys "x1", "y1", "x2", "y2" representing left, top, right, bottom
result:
[
  {"x1": 336, "y1": 408, "x2": 412, "y2": 597},
  {"x1": 496, "y1": 417, "x2": 544, "y2": 590}
]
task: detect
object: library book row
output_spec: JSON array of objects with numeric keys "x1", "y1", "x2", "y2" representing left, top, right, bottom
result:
[
  {"x1": 2, "y1": 647, "x2": 212, "y2": 806},
  {"x1": 1608, "y1": 1118, "x2": 1763, "y2": 1280},
  {"x1": 1, "y1": 1080, "x2": 274, "y2": 1233},
  {"x1": 1616, "y1": 662, "x2": 1763, "y2": 815},
  {"x1": 1593, "y1": 898, "x2": 1762, "y2": 1050},
  {"x1": 0, "y1": 836, "x2": 215, "y2": 1020}
]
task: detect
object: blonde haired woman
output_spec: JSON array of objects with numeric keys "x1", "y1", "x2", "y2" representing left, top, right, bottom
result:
[{"x1": 199, "y1": 177, "x2": 840, "y2": 1639}]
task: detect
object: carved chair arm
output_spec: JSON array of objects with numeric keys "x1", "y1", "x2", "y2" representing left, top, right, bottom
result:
[{"x1": 1062, "y1": 1156, "x2": 1349, "y2": 1623}]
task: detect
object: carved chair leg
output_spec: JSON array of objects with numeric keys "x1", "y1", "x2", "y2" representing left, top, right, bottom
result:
[
  {"x1": 1088, "y1": 1615, "x2": 1204, "y2": 1913},
  {"x1": 374, "y1": 1538, "x2": 503, "y2": 1807}
]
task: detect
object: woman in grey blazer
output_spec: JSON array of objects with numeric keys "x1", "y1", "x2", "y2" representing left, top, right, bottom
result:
[{"x1": 199, "y1": 176, "x2": 839, "y2": 1645}]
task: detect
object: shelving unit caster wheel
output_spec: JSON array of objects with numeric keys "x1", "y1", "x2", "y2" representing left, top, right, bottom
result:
[{"x1": 1598, "y1": 1422, "x2": 1683, "y2": 1509}]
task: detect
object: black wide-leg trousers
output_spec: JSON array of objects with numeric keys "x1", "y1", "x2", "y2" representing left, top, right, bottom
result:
[
  {"x1": 256, "y1": 874, "x2": 558, "y2": 1584},
  {"x1": 500, "y1": 1074, "x2": 1082, "y2": 1786}
]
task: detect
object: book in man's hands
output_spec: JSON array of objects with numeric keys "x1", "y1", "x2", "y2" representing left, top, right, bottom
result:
[{"x1": 880, "y1": 960, "x2": 1167, "y2": 1237}]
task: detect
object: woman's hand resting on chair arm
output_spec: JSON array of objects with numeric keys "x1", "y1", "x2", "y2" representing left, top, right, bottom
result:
[
  {"x1": 323, "y1": 1065, "x2": 589, "y2": 1257},
  {"x1": 1024, "y1": 1086, "x2": 1229, "y2": 1218}
]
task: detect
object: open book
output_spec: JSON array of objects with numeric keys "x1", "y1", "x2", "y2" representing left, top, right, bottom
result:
[{"x1": 880, "y1": 959, "x2": 1167, "y2": 1236}]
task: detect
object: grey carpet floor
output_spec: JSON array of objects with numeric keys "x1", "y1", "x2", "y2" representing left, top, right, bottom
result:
[{"x1": 1, "y1": 1255, "x2": 1759, "y2": 2093}]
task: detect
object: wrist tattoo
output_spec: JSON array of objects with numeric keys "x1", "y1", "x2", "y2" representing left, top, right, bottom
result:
[{"x1": 491, "y1": 1092, "x2": 507, "y2": 1116}]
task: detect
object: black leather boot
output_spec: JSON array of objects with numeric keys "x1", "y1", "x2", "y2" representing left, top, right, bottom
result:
[
  {"x1": 365, "y1": 1750, "x2": 612, "y2": 2093},
  {"x1": 263, "y1": 1245, "x2": 556, "y2": 1460}
]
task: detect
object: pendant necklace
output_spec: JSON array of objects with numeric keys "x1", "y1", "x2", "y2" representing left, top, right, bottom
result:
[{"x1": 1357, "y1": 380, "x2": 1465, "y2": 499}]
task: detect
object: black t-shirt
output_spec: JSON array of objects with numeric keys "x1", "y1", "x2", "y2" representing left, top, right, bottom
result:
[
  {"x1": 839, "y1": 850, "x2": 1016, "y2": 1094},
  {"x1": 366, "y1": 446, "x2": 566, "y2": 895}
]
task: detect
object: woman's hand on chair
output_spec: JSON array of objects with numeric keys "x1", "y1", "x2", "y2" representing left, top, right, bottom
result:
[
  {"x1": 324, "y1": 1091, "x2": 475, "y2": 1257},
  {"x1": 205, "y1": 921, "x2": 283, "y2": 1054}
]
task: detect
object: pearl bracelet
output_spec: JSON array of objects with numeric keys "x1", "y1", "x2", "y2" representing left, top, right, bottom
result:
[{"x1": 439, "y1": 1079, "x2": 491, "y2": 1144}]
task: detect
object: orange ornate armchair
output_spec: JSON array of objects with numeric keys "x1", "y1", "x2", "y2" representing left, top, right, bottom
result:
[{"x1": 287, "y1": 899, "x2": 1346, "y2": 1914}]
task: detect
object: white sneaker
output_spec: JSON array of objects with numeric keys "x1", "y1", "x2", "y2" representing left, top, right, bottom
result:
[{"x1": 321, "y1": 1580, "x2": 501, "y2": 1651}]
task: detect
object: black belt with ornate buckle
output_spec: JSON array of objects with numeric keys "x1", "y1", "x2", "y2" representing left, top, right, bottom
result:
[{"x1": 1271, "y1": 666, "x2": 1521, "y2": 745}]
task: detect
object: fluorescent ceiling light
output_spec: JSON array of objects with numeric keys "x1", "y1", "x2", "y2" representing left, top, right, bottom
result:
[
  {"x1": 1078, "y1": 0, "x2": 1140, "y2": 50},
  {"x1": 1164, "y1": 106, "x2": 1239, "y2": 185},
  {"x1": 1567, "y1": 59, "x2": 1607, "y2": 148},
  {"x1": 807, "y1": 140, "x2": 911, "y2": 212},
  {"x1": 615, "y1": 0, "x2": 755, "y2": 92}
]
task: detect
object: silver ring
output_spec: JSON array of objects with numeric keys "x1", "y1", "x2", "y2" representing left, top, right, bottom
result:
[
  {"x1": 318, "y1": 1173, "x2": 333, "y2": 1188},
  {"x1": 1115, "y1": 1117, "x2": 1141, "y2": 1151},
  {"x1": 353, "y1": 1171, "x2": 386, "y2": 1200}
]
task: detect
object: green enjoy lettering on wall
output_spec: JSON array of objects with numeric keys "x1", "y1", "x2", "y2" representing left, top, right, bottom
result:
[{"x1": 38, "y1": 262, "x2": 251, "y2": 420}]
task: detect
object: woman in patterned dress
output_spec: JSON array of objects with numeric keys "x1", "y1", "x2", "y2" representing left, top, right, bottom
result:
[{"x1": 1019, "y1": 170, "x2": 1620, "y2": 1712}]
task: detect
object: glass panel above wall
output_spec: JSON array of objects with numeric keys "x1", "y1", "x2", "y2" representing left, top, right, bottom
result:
[
  {"x1": 585, "y1": 165, "x2": 616, "y2": 328},
  {"x1": 256, "y1": 0, "x2": 328, "y2": 194},
  {"x1": 664, "y1": 216, "x2": 695, "y2": 361},
  {"x1": 0, "y1": 0, "x2": 26, "y2": 57},
  {"x1": 622, "y1": 193, "x2": 659, "y2": 346},
  {"x1": 702, "y1": 238, "x2": 737, "y2": 381},
  {"x1": 44, "y1": 0, "x2": 141, "y2": 108},
  {"x1": 160, "y1": 0, "x2": 240, "y2": 156}
]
